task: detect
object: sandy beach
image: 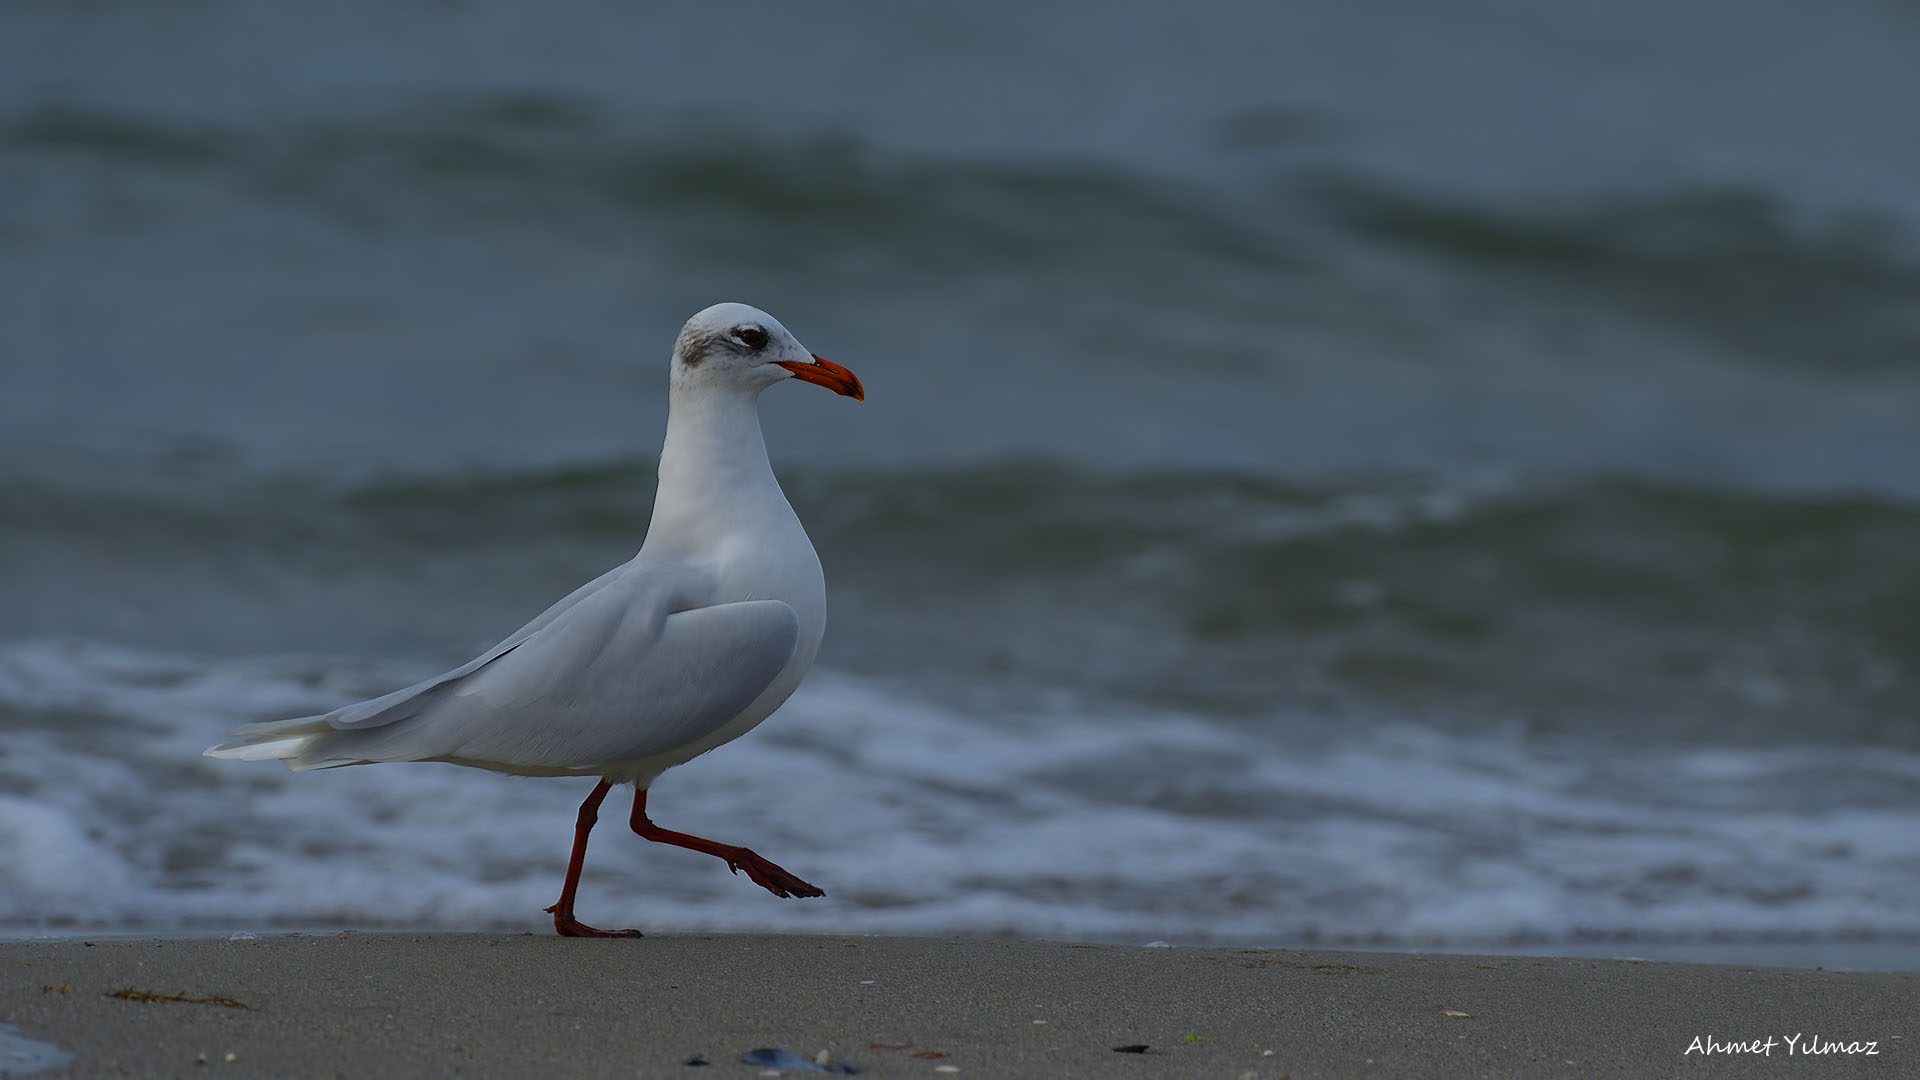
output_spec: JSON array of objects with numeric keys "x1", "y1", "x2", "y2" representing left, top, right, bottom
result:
[{"x1": 1, "y1": 934, "x2": 1911, "y2": 1078}]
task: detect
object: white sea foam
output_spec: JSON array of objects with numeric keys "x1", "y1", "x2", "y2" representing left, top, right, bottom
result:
[{"x1": 2, "y1": 636, "x2": 1917, "y2": 950}]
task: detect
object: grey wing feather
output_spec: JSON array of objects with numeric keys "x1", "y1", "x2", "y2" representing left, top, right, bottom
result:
[
  {"x1": 288, "y1": 577, "x2": 800, "y2": 773},
  {"x1": 325, "y1": 561, "x2": 635, "y2": 730},
  {"x1": 221, "y1": 561, "x2": 632, "y2": 744}
]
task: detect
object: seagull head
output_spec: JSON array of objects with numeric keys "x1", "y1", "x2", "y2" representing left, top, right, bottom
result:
[{"x1": 671, "y1": 302, "x2": 864, "y2": 401}]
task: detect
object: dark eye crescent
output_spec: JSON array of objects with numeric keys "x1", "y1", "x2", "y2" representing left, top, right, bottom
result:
[{"x1": 735, "y1": 326, "x2": 768, "y2": 349}]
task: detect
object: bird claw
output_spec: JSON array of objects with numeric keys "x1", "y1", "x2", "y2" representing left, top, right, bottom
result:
[
  {"x1": 554, "y1": 917, "x2": 644, "y2": 938},
  {"x1": 731, "y1": 850, "x2": 825, "y2": 899},
  {"x1": 547, "y1": 904, "x2": 643, "y2": 938}
]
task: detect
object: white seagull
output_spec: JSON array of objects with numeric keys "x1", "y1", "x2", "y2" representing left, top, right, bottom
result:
[{"x1": 207, "y1": 303, "x2": 864, "y2": 937}]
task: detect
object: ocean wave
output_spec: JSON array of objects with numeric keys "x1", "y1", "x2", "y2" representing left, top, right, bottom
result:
[
  {"x1": 2, "y1": 636, "x2": 1916, "y2": 947},
  {"x1": 1313, "y1": 178, "x2": 1920, "y2": 372},
  {"x1": 11, "y1": 99, "x2": 1919, "y2": 362},
  {"x1": 3, "y1": 460, "x2": 1914, "y2": 744},
  {"x1": 2, "y1": 100, "x2": 1302, "y2": 279}
]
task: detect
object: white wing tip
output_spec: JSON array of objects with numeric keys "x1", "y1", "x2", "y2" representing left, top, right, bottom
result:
[{"x1": 204, "y1": 736, "x2": 313, "y2": 762}]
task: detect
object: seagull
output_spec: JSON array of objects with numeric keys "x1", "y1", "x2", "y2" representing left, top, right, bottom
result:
[{"x1": 207, "y1": 302, "x2": 864, "y2": 937}]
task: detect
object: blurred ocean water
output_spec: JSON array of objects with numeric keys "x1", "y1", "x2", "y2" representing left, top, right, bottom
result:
[{"x1": 2, "y1": 1, "x2": 1917, "y2": 962}]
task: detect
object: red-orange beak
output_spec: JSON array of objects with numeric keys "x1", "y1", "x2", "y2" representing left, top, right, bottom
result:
[{"x1": 775, "y1": 354, "x2": 864, "y2": 401}]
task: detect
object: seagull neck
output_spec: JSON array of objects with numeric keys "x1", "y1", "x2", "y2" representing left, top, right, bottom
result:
[{"x1": 647, "y1": 388, "x2": 785, "y2": 542}]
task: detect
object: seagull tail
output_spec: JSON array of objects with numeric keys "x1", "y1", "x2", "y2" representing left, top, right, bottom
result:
[{"x1": 203, "y1": 716, "x2": 338, "y2": 770}]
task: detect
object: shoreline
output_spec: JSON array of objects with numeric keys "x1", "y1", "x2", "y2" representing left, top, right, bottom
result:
[
  {"x1": 4, "y1": 933, "x2": 1914, "y2": 1078},
  {"x1": 8, "y1": 928, "x2": 1919, "y2": 973}
]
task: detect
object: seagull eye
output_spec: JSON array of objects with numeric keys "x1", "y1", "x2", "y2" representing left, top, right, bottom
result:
[{"x1": 735, "y1": 326, "x2": 768, "y2": 350}]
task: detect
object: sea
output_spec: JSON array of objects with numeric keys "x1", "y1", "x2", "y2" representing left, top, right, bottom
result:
[{"x1": 2, "y1": 1, "x2": 1918, "y2": 968}]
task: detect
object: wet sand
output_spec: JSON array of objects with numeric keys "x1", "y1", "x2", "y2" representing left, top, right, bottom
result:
[{"x1": 2, "y1": 934, "x2": 1912, "y2": 1078}]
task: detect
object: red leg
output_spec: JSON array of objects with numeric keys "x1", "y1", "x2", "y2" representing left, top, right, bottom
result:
[
  {"x1": 544, "y1": 778, "x2": 643, "y2": 938},
  {"x1": 629, "y1": 789, "x2": 824, "y2": 899}
]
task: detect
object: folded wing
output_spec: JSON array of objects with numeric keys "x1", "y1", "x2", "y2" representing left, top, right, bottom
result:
[{"x1": 206, "y1": 565, "x2": 801, "y2": 775}]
